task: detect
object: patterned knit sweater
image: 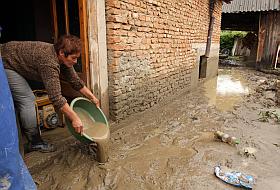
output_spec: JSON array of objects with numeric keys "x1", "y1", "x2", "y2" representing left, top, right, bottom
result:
[{"x1": 0, "y1": 41, "x2": 85, "y2": 110}]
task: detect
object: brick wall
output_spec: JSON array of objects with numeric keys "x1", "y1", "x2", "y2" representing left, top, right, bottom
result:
[{"x1": 105, "y1": 0, "x2": 223, "y2": 120}]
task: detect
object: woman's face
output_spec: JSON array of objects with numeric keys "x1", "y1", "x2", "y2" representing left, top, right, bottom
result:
[{"x1": 58, "y1": 51, "x2": 81, "y2": 67}]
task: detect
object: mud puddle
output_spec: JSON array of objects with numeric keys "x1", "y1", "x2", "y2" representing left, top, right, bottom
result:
[
  {"x1": 203, "y1": 69, "x2": 250, "y2": 112},
  {"x1": 31, "y1": 68, "x2": 280, "y2": 190}
]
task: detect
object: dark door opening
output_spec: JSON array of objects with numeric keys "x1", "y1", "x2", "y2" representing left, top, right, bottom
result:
[
  {"x1": 0, "y1": 0, "x2": 89, "y2": 97},
  {"x1": 0, "y1": 0, "x2": 53, "y2": 43}
]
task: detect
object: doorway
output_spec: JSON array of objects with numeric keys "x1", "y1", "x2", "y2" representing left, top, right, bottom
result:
[{"x1": 0, "y1": 0, "x2": 89, "y2": 96}]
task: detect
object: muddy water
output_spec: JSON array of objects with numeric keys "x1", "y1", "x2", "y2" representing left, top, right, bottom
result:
[
  {"x1": 84, "y1": 122, "x2": 110, "y2": 163},
  {"x1": 83, "y1": 122, "x2": 109, "y2": 140},
  {"x1": 74, "y1": 108, "x2": 110, "y2": 163},
  {"x1": 203, "y1": 69, "x2": 250, "y2": 111},
  {"x1": 32, "y1": 68, "x2": 280, "y2": 190},
  {"x1": 95, "y1": 137, "x2": 110, "y2": 163}
]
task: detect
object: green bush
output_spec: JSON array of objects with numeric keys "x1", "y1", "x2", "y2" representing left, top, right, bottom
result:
[{"x1": 220, "y1": 31, "x2": 247, "y2": 53}]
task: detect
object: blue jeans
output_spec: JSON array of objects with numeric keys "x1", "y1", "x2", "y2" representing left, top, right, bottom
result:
[{"x1": 4, "y1": 69, "x2": 41, "y2": 144}]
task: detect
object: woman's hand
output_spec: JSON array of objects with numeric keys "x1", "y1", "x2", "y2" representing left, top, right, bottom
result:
[
  {"x1": 72, "y1": 118, "x2": 83, "y2": 134},
  {"x1": 79, "y1": 86, "x2": 100, "y2": 108},
  {"x1": 90, "y1": 96, "x2": 100, "y2": 108}
]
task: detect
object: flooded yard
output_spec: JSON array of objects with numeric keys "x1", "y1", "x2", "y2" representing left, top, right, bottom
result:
[{"x1": 29, "y1": 67, "x2": 280, "y2": 190}]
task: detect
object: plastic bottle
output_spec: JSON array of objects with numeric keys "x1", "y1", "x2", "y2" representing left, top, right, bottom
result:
[{"x1": 214, "y1": 131, "x2": 240, "y2": 145}]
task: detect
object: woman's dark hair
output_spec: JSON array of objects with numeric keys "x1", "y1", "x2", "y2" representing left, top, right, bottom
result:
[{"x1": 54, "y1": 35, "x2": 82, "y2": 56}]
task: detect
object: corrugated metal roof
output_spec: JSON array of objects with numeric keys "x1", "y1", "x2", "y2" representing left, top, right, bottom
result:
[{"x1": 223, "y1": 0, "x2": 280, "y2": 13}]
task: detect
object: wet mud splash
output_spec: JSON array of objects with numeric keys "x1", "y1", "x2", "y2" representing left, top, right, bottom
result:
[
  {"x1": 32, "y1": 68, "x2": 280, "y2": 190},
  {"x1": 32, "y1": 143, "x2": 108, "y2": 190}
]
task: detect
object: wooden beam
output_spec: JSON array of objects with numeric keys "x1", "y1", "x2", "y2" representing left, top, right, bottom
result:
[
  {"x1": 96, "y1": 0, "x2": 109, "y2": 117},
  {"x1": 87, "y1": 0, "x2": 109, "y2": 117},
  {"x1": 274, "y1": 44, "x2": 280, "y2": 69},
  {"x1": 64, "y1": 0, "x2": 70, "y2": 35},
  {"x1": 51, "y1": 0, "x2": 58, "y2": 42},
  {"x1": 78, "y1": 0, "x2": 90, "y2": 86},
  {"x1": 256, "y1": 12, "x2": 264, "y2": 66}
]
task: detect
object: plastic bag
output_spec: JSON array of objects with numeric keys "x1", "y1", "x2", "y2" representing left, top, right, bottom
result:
[{"x1": 214, "y1": 165, "x2": 254, "y2": 189}]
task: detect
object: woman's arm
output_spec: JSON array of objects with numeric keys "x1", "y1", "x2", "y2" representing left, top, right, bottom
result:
[{"x1": 79, "y1": 86, "x2": 100, "y2": 108}]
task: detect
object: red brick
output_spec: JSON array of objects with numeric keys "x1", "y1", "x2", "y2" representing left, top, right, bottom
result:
[
  {"x1": 106, "y1": 0, "x2": 121, "y2": 8},
  {"x1": 107, "y1": 44, "x2": 125, "y2": 51},
  {"x1": 107, "y1": 36, "x2": 122, "y2": 44}
]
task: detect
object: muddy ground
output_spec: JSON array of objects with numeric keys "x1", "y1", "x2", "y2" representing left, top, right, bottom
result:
[{"x1": 29, "y1": 67, "x2": 280, "y2": 190}]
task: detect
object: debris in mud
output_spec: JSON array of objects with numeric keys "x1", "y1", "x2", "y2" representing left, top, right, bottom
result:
[
  {"x1": 258, "y1": 110, "x2": 280, "y2": 123},
  {"x1": 255, "y1": 80, "x2": 276, "y2": 93},
  {"x1": 240, "y1": 147, "x2": 257, "y2": 159},
  {"x1": 253, "y1": 79, "x2": 278, "y2": 107},
  {"x1": 214, "y1": 165, "x2": 255, "y2": 189},
  {"x1": 0, "y1": 174, "x2": 11, "y2": 190},
  {"x1": 263, "y1": 91, "x2": 275, "y2": 101},
  {"x1": 273, "y1": 143, "x2": 280, "y2": 148},
  {"x1": 76, "y1": 142, "x2": 98, "y2": 161},
  {"x1": 214, "y1": 131, "x2": 240, "y2": 145},
  {"x1": 276, "y1": 80, "x2": 280, "y2": 105},
  {"x1": 219, "y1": 59, "x2": 243, "y2": 67},
  {"x1": 191, "y1": 116, "x2": 199, "y2": 121},
  {"x1": 222, "y1": 159, "x2": 233, "y2": 169}
]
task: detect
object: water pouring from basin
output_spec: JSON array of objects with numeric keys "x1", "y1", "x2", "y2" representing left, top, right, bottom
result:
[{"x1": 66, "y1": 97, "x2": 110, "y2": 163}]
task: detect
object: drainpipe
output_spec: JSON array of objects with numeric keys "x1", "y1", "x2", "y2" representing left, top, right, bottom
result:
[
  {"x1": 200, "y1": 0, "x2": 216, "y2": 78},
  {"x1": 205, "y1": 0, "x2": 216, "y2": 57}
]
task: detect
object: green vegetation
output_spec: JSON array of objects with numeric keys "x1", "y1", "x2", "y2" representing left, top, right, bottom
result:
[{"x1": 220, "y1": 31, "x2": 247, "y2": 53}]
